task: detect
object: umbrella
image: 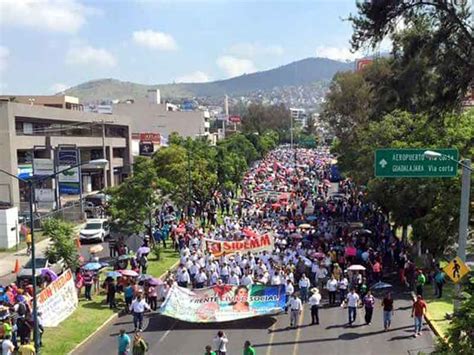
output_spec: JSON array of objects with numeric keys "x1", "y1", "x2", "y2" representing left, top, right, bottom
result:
[
  {"x1": 347, "y1": 264, "x2": 366, "y2": 271},
  {"x1": 163, "y1": 214, "x2": 176, "y2": 222},
  {"x1": 119, "y1": 269, "x2": 139, "y2": 277},
  {"x1": 137, "y1": 274, "x2": 152, "y2": 282},
  {"x1": 299, "y1": 223, "x2": 311, "y2": 229},
  {"x1": 137, "y1": 246, "x2": 151, "y2": 255},
  {"x1": 106, "y1": 271, "x2": 122, "y2": 278},
  {"x1": 271, "y1": 203, "x2": 281, "y2": 209},
  {"x1": 40, "y1": 268, "x2": 58, "y2": 281},
  {"x1": 148, "y1": 278, "x2": 164, "y2": 286},
  {"x1": 371, "y1": 281, "x2": 392, "y2": 290},
  {"x1": 175, "y1": 227, "x2": 186, "y2": 234},
  {"x1": 306, "y1": 215, "x2": 317, "y2": 221},
  {"x1": 83, "y1": 262, "x2": 103, "y2": 271},
  {"x1": 89, "y1": 244, "x2": 104, "y2": 254},
  {"x1": 118, "y1": 254, "x2": 133, "y2": 261},
  {"x1": 312, "y1": 252, "x2": 325, "y2": 259},
  {"x1": 351, "y1": 229, "x2": 373, "y2": 236}
]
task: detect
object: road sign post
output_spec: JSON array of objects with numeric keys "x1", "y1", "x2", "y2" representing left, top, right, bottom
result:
[{"x1": 374, "y1": 148, "x2": 459, "y2": 178}]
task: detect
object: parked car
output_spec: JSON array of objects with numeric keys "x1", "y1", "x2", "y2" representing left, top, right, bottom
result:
[
  {"x1": 79, "y1": 219, "x2": 110, "y2": 243},
  {"x1": 16, "y1": 257, "x2": 65, "y2": 286}
]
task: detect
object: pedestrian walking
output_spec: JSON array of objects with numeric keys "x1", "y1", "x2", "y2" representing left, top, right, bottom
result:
[
  {"x1": 416, "y1": 270, "x2": 426, "y2": 297},
  {"x1": 117, "y1": 329, "x2": 131, "y2": 355},
  {"x1": 308, "y1": 287, "x2": 321, "y2": 325},
  {"x1": 411, "y1": 295, "x2": 427, "y2": 337},
  {"x1": 298, "y1": 274, "x2": 310, "y2": 303},
  {"x1": 213, "y1": 331, "x2": 228, "y2": 355},
  {"x1": 287, "y1": 293, "x2": 303, "y2": 328},
  {"x1": 363, "y1": 290, "x2": 375, "y2": 325},
  {"x1": 243, "y1": 340, "x2": 256, "y2": 355},
  {"x1": 381, "y1": 292, "x2": 394, "y2": 331},
  {"x1": 434, "y1": 268, "x2": 445, "y2": 298},
  {"x1": 326, "y1": 275, "x2": 338, "y2": 306},
  {"x1": 83, "y1": 271, "x2": 93, "y2": 301},
  {"x1": 345, "y1": 288, "x2": 360, "y2": 326},
  {"x1": 129, "y1": 291, "x2": 151, "y2": 332},
  {"x1": 132, "y1": 332, "x2": 148, "y2": 355}
]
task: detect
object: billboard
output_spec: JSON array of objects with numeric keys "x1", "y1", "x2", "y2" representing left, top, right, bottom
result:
[
  {"x1": 57, "y1": 149, "x2": 80, "y2": 194},
  {"x1": 160, "y1": 284, "x2": 286, "y2": 323}
]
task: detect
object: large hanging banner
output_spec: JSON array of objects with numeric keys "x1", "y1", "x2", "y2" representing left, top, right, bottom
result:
[
  {"x1": 37, "y1": 269, "x2": 78, "y2": 327},
  {"x1": 203, "y1": 234, "x2": 274, "y2": 257},
  {"x1": 160, "y1": 284, "x2": 286, "y2": 323}
]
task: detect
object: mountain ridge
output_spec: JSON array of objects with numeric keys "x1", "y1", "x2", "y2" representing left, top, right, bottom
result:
[{"x1": 64, "y1": 57, "x2": 354, "y2": 102}]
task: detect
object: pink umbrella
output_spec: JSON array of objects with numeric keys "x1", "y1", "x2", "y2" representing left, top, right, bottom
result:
[
  {"x1": 175, "y1": 227, "x2": 186, "y2": 234},
  {"x1": 290, "y1": 233, "x2": 303, "y2": 239},
  {"x1": 148, "y1": 278, "x2": 164, "y2": 286},
  {"x1": 119, "y1": 269, "x2": 139, "y2": 277}
]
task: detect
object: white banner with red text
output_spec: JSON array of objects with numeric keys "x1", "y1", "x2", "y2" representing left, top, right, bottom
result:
[{"x1": 203, "y1": 234, "x2": 274, "y2": 257}]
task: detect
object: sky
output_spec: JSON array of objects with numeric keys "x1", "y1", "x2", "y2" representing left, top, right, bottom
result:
[{"x1": 0, "y1": 0, "x2": 386, "y2": 95}]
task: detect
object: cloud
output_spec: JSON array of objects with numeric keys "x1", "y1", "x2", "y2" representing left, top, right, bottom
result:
[
  {"x1": 176, "y1": 71, "x2": 210, "y2": 83},
  {"x1": 0, "y1": 46, "x2": 10, "y2": 72},
  {"x1": 315, "y1": 46, "x2": 362, "y2": 61},
  {"x1": 0, "y1": 0, "x2": 97, "y2": 34},
  {"x1": 216, "y1": 56, "x2": 257, "y2": 77},
  {"x1": 227, "y1": 43, "x2": 284, "y2": 58},
  {"x1": 132, "y1": 30, "x2": 178, "y2": 51},
  {"x1": 50, "y1": 83, "x2": 70, "y2": 93},
  {"x1": 66, "y1": 45, "x2": 116, "y2": 67}
]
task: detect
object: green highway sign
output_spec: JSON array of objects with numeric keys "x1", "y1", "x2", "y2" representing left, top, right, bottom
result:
[{"x1": 374, "y1": 148, "x2": 459, "y2": 178}]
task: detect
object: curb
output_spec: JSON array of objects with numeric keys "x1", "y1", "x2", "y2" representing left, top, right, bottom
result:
[
  {"x1": 425, "y1": 311, "x2": 448, "y2": 343},
  {"x1": 69, "y1": 258, "x2": 180, "y2": 354}
]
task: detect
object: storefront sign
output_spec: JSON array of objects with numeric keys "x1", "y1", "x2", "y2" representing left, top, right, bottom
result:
[
  {"x1": 37, "y1": 269, "x2": 78, "y2": 327},
  {"x1": 33, "y1": 159, "x2": 54, "y2": 176},
  {"x1": 160, "y1": 284, "x2": 286, "y2": 323}
]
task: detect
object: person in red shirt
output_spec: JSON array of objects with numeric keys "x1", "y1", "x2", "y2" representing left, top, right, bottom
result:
[{"x1": 411, "y1": 295, "x2": 427, "y2": 337}]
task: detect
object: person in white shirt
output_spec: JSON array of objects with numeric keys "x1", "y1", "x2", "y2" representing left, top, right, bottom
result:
[
  {"x1": 129, "y1": 292, "x2": 151, "y2": 331},
  {"x1": 195, "y1": 269, "x2": 208, "y2": 288},
  {"x1": 229, "y1": 271, "x2": 240, "y2": 286},
  {"x1": 326, "y1": 276, "x2": 338, "y2": 306},
  {"x1": 338, "y1": 276, "x2": 349, "y2": 304},
  {"x1": 298, "y1": 274, "x2": 310, "y2": 303},
  {"x1": 308, "y1": 288, "x2": 322, "y2": 325},
  {"x1": 220, "y1": 263, "x2": 230, "y2": 284},
  {"x1": 213, "y1": 331, "x2": 229, "y2": 355},
  {"x1": 241, "y1": 272, "x2": 254, "y2": 286},
  {"x1": 316, "y1": 267, "x2": 328, "y2": 290},
  {"x1": 1, "y1": 334, "x2": 14, "y2": 355},
  {"x1": 287, "y1": 294, "x2": 303, "y2": 328},
  {"x1": 345, "y1": 288, "x2": 360, "y2": 326},
  {"x1": 177, "y1": 268, "x2": 191, "y2": 288},
  {"x1": 271, "y1": 271, "x2": 282, "y2": 285},
  {"x1": 210, "y1": 270, "x2": 219, "y2": 285}
]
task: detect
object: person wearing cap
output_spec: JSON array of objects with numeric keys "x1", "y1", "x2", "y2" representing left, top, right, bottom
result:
[{"x1": 308, "y1": 288, "x2": 321, "y2": 325}]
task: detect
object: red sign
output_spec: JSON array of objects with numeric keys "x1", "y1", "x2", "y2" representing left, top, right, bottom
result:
[
  {"x1": 132, "y1": 132, "x2": 160, "y2": 143},
  {"x1": 228, "y1": 115, "x2": 241, "y2": 123},
  {"x1": 203, "y1": 234, "x2": 273, "y2": 257},
  {"x1": 356, "y1": 58, "x2": 373, "y2": 72}
]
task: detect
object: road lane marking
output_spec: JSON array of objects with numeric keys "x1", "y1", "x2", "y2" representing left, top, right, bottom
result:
[
  {"x1": 292, "y1": 309, "x2": 304, "y2": 355},
  {"x1": 265, "y1": 317, "x2": 278, "y2": 355},
  {"x1": 159, "y1": 320, "x2": 177, "y2": 343}
]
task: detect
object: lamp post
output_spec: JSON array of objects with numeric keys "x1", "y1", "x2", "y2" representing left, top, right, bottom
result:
[
  {"x1": 0, "y1": 158, "x2": 107, "y2": 353},
  {"x1": 424, "y1": 150, "x2": 471, "y2": 310}
]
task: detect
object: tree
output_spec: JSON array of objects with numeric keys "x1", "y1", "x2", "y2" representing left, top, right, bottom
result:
[
  {"x1": 348, "y1": 0, "x2": 473, "y2": 113},
  {"x1": 43, "y1": 218, "x2": 79, "y2": 270},
  {"x1": 241, "y1": 103, "x2": 291, "y2": 138},
  {"x1": 107, "y1": 156, "x2": 162, "y2": 235},
  {"x1": 436, "y1": 275, "x2": 474, "y2": 354}
]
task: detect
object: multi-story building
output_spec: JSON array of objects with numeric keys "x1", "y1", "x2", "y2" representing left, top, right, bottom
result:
[
  {"x1": 0, "y1": 99, "x2": 132, "y2": 212},
  {"x1": 0, "y1": 95, "x2": 83, "y2": 110}
]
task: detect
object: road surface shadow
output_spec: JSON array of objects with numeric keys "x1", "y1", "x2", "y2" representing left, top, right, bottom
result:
[
  {"x1": 253, "y1": 325, "x2": 413, "y2": 348},
  {"x1": 143, "y1": 313, "x2": 278, "y2": 331}
]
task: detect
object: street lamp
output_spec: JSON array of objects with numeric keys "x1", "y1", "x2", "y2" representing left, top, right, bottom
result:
[
  {"x1": 424, "y1": 150, "x2": 472, "y2": 310},
  {"x1": 0, "y1": 158, "x2": 107, "y2": 353}
]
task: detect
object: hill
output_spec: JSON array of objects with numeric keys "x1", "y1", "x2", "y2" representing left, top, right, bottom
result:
[{"x1": 64, "y1": 57, "x2": 354, "y2": 102}]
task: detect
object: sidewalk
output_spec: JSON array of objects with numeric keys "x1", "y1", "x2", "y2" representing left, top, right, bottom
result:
[{"x1": 0, "y1": 223, "x2": 84, "y2": 283}]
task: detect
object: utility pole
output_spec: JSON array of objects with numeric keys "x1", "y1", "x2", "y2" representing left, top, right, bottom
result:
[
  {"x1": 187, "y1": 148, "x2": 192, "y2": 218},
  {"x1": 223, "y1": 95, "x2": 229, "y2": 139},
  {"x1": 93, "y1": 119, "x2": 114, "y2": 190}
]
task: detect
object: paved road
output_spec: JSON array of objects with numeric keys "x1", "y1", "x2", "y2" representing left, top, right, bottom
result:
[{"x1": 75, "y1": 286, "x2": 435, "y2": 355}]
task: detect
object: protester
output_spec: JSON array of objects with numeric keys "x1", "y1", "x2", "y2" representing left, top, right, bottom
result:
[
  {"x1": 434, "y1": 267, "x2": 445, "y2": 298},
  {"x1": 117, "y1": 329, "x2": 131, "y2": 355},
  {"x1": 212, "y1": 331, "x2": 228, "y2": 355},
  {"x1": 132, "y1": 332, "x2": 148, "y2": 355},
  {"x1": 382, "y1": 292, "x2": 394, "y2": 331},
  {"x1": 1, "y1": 334, "x2": 15, "y2": 355},
  {"x1": 326, "y1": 275, "x2": 338, "y2": 306},
  {"x1": 411, "y1": 295, "x2": 427, "y2": 337},
  {"x1": 416, "y1": 270, "x2": 426, "y2": 297},
  {"x1": 129, "y1": 291, "x2": 151, "y2": 332},
  {"x1": 243, "y1": 340, "x2": 256, "y2": 355},
  {"x1": 345, "y1": 288, "x2": 360, "y2": 326},
  {"x1": 288, "y1": 293, "x2": 303, "y2": 328},
  {"x1": 363, "y1": 290, "x2": 375, "y2": 325},
  {"x1": 308, "y1": 287, "x2": 321, "y2": 325}
]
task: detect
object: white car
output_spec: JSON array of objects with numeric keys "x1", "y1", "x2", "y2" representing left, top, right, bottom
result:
[{"x1": 79, "y1": 219, "x2": 110, "y2": 243}]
